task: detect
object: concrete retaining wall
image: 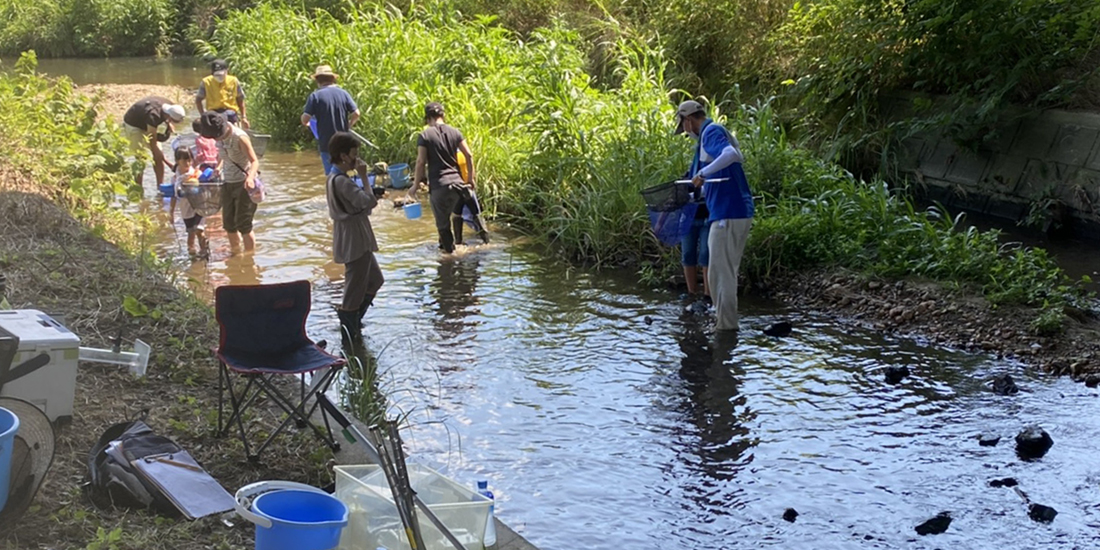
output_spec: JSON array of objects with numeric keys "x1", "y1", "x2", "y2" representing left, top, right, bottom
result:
[{"x1": 894, "y1": 104, "x2": 1100, "y2": 238}]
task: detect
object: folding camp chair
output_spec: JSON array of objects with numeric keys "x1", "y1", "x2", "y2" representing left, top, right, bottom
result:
[{"x1": 215, "y1": 281, "x2": 346, "y2": 461}]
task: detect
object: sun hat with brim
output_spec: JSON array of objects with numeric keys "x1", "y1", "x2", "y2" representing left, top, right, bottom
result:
[
  {"x1": 674, "y1": 100, "x2": 706, "y2": 134},
  {"x1": 163, "y1": 104, "x2": 186, "y2": 123},
  {"x1": 311, "y1": 65, "x2": 339, "y2": 79},
  {"x1": 0, "y1": 397, "x2": 55, "y2": 533},
  {"x1": 199, "y1": 111, "x2": 228, "y2": 139}
]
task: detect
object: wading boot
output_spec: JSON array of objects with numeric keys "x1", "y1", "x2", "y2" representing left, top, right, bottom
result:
[
  {"x1": 451, "y1": 216, "x2": 465, "y2": 246},
  {"x1": 357, "y1": 293, "x2": 376, "y2": 326},
  {"x1": 337, "y1": 309, "x2": 362, "y2": 350},
  {"x1": 478, "y1": 230, "x2": 490, "y2": 244}
]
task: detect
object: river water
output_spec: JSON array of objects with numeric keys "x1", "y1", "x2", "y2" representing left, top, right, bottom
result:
[{"x1": 52, "y1": 58, "x2": 1100, "y2": 549}]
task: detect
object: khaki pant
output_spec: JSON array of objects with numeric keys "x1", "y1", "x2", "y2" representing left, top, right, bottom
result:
[
  {"x1": 342, "y1": 251, "x2": 384, "y2": 311},
  {"x1": 706, "y1": 218, "x2": 752, "y2": 331}
]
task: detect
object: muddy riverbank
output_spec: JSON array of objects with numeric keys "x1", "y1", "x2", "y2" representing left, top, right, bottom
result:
[{"x1": 772, "y1": 269, "x2": 1100, "y2": 379}]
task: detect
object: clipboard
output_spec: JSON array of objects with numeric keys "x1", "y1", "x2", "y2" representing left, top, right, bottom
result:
[{"x1": 131, "y1": 450, "x2": 236, "y2": 520}]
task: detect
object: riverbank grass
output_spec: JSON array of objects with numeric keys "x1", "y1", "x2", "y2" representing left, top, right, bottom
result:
[{"x1": 0, "y1": 53, "x2": 336, "y2": 550}]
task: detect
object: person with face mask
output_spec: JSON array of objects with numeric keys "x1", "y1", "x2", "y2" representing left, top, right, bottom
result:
[
  {"x1": 674, "y1": 100, "x2": 754, "y2": 332},
  {"x1": 325, "y1": 132, "x2": 383, "y2": 346},
  {"x1": 195, "y1": 59, "x2": 249, "y2": 129}
]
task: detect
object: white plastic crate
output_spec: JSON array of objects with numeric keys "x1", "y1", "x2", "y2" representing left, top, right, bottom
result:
[
  {"x1": 335, "y1": 464, "x2": 491, "y2": 550},
  {"x1": 0, "y1": 310, "x2": 80, "y2": 422}
]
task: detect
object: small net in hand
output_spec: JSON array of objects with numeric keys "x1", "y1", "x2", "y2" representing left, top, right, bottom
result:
[
  {"x1": 641, "y1": 181, "x2": 698, "y2": 246},
  {"x1": 640, "y1": 181, "x2": 694, "y2": 212},
  {"x1": 180, "y1": 183, "x2": 223, "y2": 217}
]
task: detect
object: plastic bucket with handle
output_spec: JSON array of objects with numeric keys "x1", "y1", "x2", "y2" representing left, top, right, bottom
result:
[
  {"x1": 0, "y1": 407, "x2": 19, "y2": 513},
  {"x1": 236, "y1": 481, "x2": 348, "y2": 550},
  {"x1": 388, "y1": 163, "x2": 410, "y2": 189},
  {"x1": 404, "y1": 202, "x2": 422, "y2": 220}
]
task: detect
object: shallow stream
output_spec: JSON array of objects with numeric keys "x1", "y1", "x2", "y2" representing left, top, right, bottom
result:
[{"x1": 47, "y1": 58, "x2": 1100, "y2": 549}]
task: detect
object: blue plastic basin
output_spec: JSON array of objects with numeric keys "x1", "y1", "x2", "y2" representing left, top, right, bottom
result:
[
  {"x1": 0, "y1": 407, "x2": 19, "y2": 513},
  {"x1": 251, "y1": 489, "x2": 348, "y2": 550},
  {"x1": 404, "y1": 202, "x2": 422, "y2": 220}
]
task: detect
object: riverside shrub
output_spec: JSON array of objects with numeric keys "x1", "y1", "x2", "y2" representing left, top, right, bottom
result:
[
  {"x1": 0, "y1": 52, "x2": 147, "y2": 249},
  {"x1": 209, "y1": 4, "x2": 687, "y2": 265}
]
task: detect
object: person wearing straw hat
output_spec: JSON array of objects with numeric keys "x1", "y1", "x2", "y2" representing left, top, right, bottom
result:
[
  {"x1": 675, "y1": 99, "x2": 754, "y2": 331},
  {"x1": 122, "y1": 96, "x2": 186, "y2": 189},
  {"x1": 195, "y1": 58, "x2": 249, "y2": 129},
  {"x1": 301, "y1": 64, "x2": 360, "y2": 175}
]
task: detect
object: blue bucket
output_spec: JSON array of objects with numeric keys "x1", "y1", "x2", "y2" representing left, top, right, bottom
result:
[
  {"x1": 251, "y1": 489, "x2": 348, "y2": 550},
  {"x1": 158, "y1": 182, "x2": 175, "y2": 198},
  {"x1": 388, "y1": 163, "x2": 410, "y2": 189},
  {"x1": 404, "y1": 202, "x2": 422, "y2": 220},
  {"x1": 0, "y1": 407, "x2": 19, "y2": 513}
]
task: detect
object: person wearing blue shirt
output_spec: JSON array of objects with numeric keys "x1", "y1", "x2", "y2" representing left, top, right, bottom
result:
[
  {"x1": 675, "y1": 100, "x2": 754, "y2": 331},
  {"x1": 301, "y1": 65, "x2": 361, "y2": 175}
]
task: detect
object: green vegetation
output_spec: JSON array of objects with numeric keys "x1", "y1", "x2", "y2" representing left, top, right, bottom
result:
[
  {"x1": 0, "y1": 52, "x2": 149, "y2": 249},
  {"x1": 206, "y1": 4, "x2": 1089, "y2": 328},
  {"x1": 0, "y1": 0, "x2": 174, "y2": 57},
  {"x1": 206, "y1": 4, "x2": 684, "y2": 264}
]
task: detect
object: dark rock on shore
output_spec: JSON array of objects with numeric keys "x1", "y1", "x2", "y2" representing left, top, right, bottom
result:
[
  {"x1": 992, "y1": 374, "x2": 1020, "y2": 395},
  {"x1": 1028, "y1": 503, "x2": 1058, "y2": 523},
  {"x1": 782, "y1": 508, "x2": 798, "y2": 522},
  {"x1": 884, "y1": 366, "x2": 910, "y2": 384},
  {"x1": 1016, "y1": 426, "x2": 1054, "y2": 460},
  {"x1": 978, "y1": 433, "x2": 1001, "y2": 447},
  {"x1": 989, "y1": 477, "x2": 1018, "y2": 488},
  {"x1": 1086, "y1": 374, "x2": 1100, "y2": 388},
  {"x1": 763, "y1": 321, "x2": 793, "y2": 337},
  {"x1": 915, "y1": 512, "x2": 952, "y2": 535}
]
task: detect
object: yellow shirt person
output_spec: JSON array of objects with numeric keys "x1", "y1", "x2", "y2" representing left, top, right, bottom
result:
[{"x1": 195, "y1": 59, "x2": 249, "y2": 129}]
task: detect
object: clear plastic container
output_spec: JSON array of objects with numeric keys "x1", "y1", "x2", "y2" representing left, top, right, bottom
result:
[{"x1": 335, "y1": 464, "x2": 491, "y2": 550}]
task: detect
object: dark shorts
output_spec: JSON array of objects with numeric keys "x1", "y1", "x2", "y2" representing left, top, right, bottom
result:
[
  {"x1": 681, "y1": 217, "x2": 710, "y2": 267},
  {"x1": 221, "y1": 180, "x2": 257, "y2": 234},
  {"x1": 183, "y1": 214, "x2": 204, "y2": 233}
]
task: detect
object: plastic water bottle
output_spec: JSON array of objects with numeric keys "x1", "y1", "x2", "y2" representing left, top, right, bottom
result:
[{"x1": 477, "y1": 480, "x2": 497, "y2": 550}]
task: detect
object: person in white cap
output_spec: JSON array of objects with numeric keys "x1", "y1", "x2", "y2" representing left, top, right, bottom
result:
[
  {"x1": 675, "y1": 99, "x2": 754, "y2": 331},
  {"x1": 122, "y1": 96, "x2": 186, "y2": 188}
]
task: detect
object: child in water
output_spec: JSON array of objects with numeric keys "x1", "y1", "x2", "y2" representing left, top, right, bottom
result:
[
  {"x1": 168, "y1": 147, "x2": 209, "y2": 257},
  {"x1": 191, "y1": 119, "x2": 221, "y2": 177}
]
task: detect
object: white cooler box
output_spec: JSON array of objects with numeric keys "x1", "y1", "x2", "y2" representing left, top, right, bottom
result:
[{"x1": 0, "y1": 309, "x2": 80, "y2": 422}]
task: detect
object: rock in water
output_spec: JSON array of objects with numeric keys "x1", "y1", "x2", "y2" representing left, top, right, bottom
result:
[
  {"x1": 763, "y1": 321, "x2": 793, "y2": 337},
  {"x1": 884, "y1": 366, "x2": 910, "y2": 384},
  {"x1": 915, "y1": 512, "x2": 952, "y2": 535},
  {"x1": 1085, "y1": 374, "x2": 1100, "y2": 388},
  {"x1": 1028, "y1": 503, "x2": 1057, "y2": 523},
  {"x1": 992, "y1": 374, "x2": 1020, "y2": 395},
  {"x1": 1015, "y1": 426, "x2": 1054, "y2": 460},
  {"x1": 782, "y1": 508, "x2": 798, "y2": 523},
  {"x1": 978, "y1": 433, "x2": 1001, "y2": 447},
  {"x1": 988, "y1": 477, "x2": 1018, "y2": 488}
]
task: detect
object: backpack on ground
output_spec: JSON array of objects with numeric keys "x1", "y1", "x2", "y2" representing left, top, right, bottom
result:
[{"x1": 86, "y1": 419, "x2": 183, "y2": 516}]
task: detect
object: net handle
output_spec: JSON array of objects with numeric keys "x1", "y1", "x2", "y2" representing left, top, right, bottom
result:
[{"x1": 674, "y1": 178, "x2": 728, "y2": 184}]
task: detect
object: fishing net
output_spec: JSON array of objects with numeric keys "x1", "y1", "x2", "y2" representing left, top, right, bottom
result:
[
  {"x1": 180, "y1": 183, "x2": 223, "y2": 217},
  {"x1": 641, "y1": 181, "x2": 698, "y2": 246}
]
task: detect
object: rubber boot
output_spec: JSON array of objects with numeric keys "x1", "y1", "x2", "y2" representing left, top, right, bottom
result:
[
  {"x1": 337, "y1": 309, "x2": 362, "y2": 349},
  {"x1": 478, "y1": 230, "x2": 490, "y2": 244},
  {"x1": 358, "y1": 293, "x2": 375, "y2": 324},
  {"x1": 452, "y1": 216, "x2": 465, "y2": 246}
]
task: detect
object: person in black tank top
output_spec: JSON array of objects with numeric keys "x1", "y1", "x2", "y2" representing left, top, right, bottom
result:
[{"x1": 408, "y1": 102, "x2": 480, "y2": 253}]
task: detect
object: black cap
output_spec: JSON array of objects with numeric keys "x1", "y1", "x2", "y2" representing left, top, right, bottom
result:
[
  {"x1": 425, "y1": 102, "x2": 445, "y2": 119},
  {"x1": 199, "y1": 111, "x2": 227, "y2": 139},
  {"x1": 211, "y1": 59, "x2": 229, "y2": 73}
]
